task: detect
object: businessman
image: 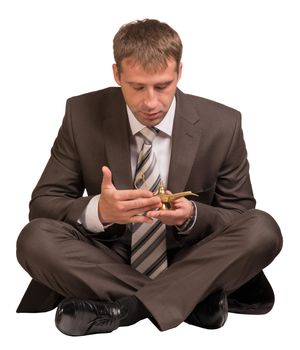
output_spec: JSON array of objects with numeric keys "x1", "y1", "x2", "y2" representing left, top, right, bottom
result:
[{"x1": 16, "y1": 19, "x2": 283, "y2": 335}]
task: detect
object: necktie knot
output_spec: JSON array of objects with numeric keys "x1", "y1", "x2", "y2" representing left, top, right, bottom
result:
[
  {"x1": 134, "y1": 127, "x2": 161, "y2": 192},
  {"x1": 139, "y1": 127, "x2": 159, "y2": 144}
]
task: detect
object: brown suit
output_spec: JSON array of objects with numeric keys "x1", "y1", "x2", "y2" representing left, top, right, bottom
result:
[{"x1": 16, "y1": 88, "x2": 282, "y2": 330}]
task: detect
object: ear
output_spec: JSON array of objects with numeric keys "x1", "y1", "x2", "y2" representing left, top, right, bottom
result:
[
  {"x1": 177, "y1": 62, "x2": 183, "y2": 81},
  {"x1": 112, "y1": 64, "x2": 121, "y2": 85}
]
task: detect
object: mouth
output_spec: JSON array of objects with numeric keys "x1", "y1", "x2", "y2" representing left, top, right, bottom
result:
[{"x1": 141, "y1": 112, "x2": 161, "y2": 120}]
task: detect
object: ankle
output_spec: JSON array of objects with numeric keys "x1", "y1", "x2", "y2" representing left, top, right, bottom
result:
[{"x1": 117, "y1": 295, "x2": 149, "y2": 326}]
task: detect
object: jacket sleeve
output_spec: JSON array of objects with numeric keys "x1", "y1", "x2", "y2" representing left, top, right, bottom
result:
[
  {"x1": 187, "y1": 113, "x2": 256, "y2": 240},
  {"x1": 29, "y1": 98, "x2": 93, "y2": 227}
]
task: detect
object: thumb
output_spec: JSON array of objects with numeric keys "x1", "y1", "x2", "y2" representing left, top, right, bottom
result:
[{"x1": 101, "y1": 166, "x2": 115, "y2": 190}]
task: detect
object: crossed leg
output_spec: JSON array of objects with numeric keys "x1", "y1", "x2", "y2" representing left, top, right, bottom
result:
[{"x1": 17, "y1": 209, "x2": 282, "y2": 331}]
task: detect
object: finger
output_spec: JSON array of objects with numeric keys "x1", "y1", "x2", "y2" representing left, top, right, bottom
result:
[
  {"x1": 172, "y1": 197, "x2": 187, "y2": 207},
  {"x1": 146, "y1": 210, "x2": 160, "y2": 218},
  {"x1": 128, "y1": 205, "x2": 161, "y2": 218},
  {"x1": 101, "y1": 166, "x2": 116, "y2": 190},
  {"x1": 115, "y1": 189, "x2": 154, "y2": 201},
  {"x1": 129, "y1": 215, "x2": 154, "y2": 224},
  {"x1": 122, "y1": 196, "x2": 162, "y2": 211},
  {"x1": 147, "y1": 208, "x2": 180, "y2": 218},
  {"x1": 172, "y1": 200, "x2": 185, "y2": 209}
]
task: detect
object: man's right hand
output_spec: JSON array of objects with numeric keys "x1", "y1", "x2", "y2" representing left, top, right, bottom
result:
[{"x1": 98, "y1": 166, "x2": 162, "y2": 225}]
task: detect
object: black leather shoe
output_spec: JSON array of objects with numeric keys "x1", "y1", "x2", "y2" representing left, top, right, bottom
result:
[
  {"x1": 185, "y1": 290, "x2": 228, "y2": 329},
  {"x1": 55, "y1": 298, "x2": 127, "y2": 336}
]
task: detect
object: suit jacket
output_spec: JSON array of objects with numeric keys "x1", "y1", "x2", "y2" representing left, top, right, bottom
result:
[{"x1": 18, "y1": 87, "x2": 274, "y2": 313}]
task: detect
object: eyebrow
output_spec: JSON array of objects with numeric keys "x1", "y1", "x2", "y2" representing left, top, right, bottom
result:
[{"x1": 126, "y1": 80, "x2": 174, "y2": 86}]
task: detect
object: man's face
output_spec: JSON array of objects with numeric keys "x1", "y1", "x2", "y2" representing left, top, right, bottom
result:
[{"x1": 113, "y1": 58, "x2": 182, "y2": 127}]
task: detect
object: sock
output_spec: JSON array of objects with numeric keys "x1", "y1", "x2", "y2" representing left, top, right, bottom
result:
[{"x1": 117, "y1": 295, "x2": 149, "y2": 326}]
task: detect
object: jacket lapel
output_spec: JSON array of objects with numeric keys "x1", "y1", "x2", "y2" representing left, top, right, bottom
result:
[
  {"x1": 103, "y1": 91, "x2": 133, "y2": 190},
  {"x1": 103, "y1": 88, "x2": 202, "y2": 192},
  {"x1": 168, "y1": 89, "x2": 202, "y2": 192}
]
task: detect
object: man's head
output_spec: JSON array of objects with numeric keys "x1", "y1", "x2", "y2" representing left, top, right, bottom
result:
[
  {"x1": 112, "y1": 19, "x2": 183, "y2": 126},
  {"x1": 113, "y1": 19, "x2": 182, "y2": 74}
]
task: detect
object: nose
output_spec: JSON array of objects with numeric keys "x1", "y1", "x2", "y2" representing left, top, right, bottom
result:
[{"x1": 143, "y1": 88, "x2": 158, "y2": 110}]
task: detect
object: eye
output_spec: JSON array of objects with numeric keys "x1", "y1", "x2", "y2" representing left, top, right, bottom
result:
[
  {"x1": 155, "y1": 82, "x2": 171, "y2": 90},
  {"x1": 133, "y1": 86, "x2": 144, "y2": 91}
]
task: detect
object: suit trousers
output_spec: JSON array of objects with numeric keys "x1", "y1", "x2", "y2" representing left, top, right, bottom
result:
[{"x1": 16, "y1": 208, "x2": 282, "y2": 331}]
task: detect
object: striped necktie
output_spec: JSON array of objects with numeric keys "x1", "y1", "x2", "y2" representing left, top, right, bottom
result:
[{"x1": 130, "y1": 127, "x2": 168, "y2": 279}]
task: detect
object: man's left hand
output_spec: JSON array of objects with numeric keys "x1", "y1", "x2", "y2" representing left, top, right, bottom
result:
[{"x1": 146, "y1": 196, "x2": 193, "y2": 226}]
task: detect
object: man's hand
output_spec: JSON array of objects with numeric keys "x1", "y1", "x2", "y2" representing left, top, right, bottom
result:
[
  {"x1": 98, "y1": 166, "x2": 162, "y2": 225},
  {"x1": 146, "y1": 195, "x2": 193, "y2": 226}
]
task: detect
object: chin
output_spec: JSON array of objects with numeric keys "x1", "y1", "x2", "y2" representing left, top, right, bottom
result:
[
  {"x1": 144, "y1": 119, "x2": 162, "y2": 127},
  {"x1": 142, "y1": 115, "x2": 165, "y2": 126},
  {"x1": 135, "y1": 112, "x2": 165, "y2": 126}
]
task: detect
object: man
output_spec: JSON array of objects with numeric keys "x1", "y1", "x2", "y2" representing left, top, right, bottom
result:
[{"x1": 16, "y1": 19, "x2": 283, "y2": 335}]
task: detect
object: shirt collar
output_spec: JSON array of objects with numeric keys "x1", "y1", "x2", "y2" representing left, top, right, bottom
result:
[{"x1": 127, "y1": 97, "x2": 176, "y2": 137}]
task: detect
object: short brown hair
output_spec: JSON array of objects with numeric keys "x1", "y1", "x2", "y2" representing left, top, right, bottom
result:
[{"x1": 113, "y1": 19, "x2": 183, "y2": 73}]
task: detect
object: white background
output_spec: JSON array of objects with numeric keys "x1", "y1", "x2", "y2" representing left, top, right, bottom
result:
[{"x1": 1, "y1": 0, "x2": 299, "y2": 348}]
